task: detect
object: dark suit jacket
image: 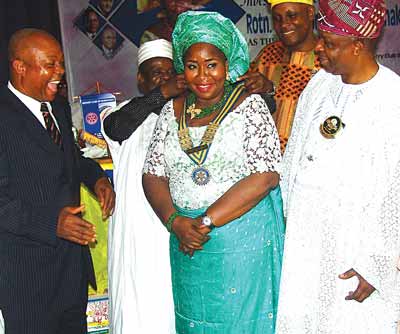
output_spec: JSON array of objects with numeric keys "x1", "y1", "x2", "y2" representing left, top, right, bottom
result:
[{"x1": 0, "y1": 86, "x2": 105, "y2": 321}]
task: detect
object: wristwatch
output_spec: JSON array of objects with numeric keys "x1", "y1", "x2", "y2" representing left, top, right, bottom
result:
[{"x1": 201, "y1": 215, "x2": 215, "y2": 230}]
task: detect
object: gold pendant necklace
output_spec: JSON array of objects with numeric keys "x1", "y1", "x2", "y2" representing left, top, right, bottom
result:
[
  {"x1": 320, "y1": 116, "x2": 345, "y2": 139},
  {"x1": 186, "y1": 104, "x2": 202, "y2": 119}
]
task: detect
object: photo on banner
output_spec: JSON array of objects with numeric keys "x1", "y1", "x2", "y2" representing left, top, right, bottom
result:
[{"x1": 74, "y1": 7, "x2": 106, "y2": 41}]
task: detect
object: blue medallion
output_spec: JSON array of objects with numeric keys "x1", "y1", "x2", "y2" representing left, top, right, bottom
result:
[{"x1": 192, "y1": 167, "x2": 210, "y2": 186}]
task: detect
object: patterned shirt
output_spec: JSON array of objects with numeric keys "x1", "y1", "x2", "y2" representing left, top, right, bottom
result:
[{"x1": 250, "y1": 40, "x2": 320, "y2": 152}]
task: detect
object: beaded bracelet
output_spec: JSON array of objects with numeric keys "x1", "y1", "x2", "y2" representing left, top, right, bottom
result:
[{"x1": 165, "y1": 211, "x2": 180, "y2": 233}]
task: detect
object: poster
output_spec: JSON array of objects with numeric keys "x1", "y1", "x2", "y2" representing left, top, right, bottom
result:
[
  {"x1": 58, "y1": 0, "x2": 274, "y2": 103},
  {"x1": 87, "y1": 296, "x2": 109, "y2": 333},
  {"x1": 58, "y1": 0, "x2": 400, "y2": 108}
]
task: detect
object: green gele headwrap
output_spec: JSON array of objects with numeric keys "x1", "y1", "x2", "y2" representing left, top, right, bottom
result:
[{"x1": 172, "y1": 11, "x2": 250, "y2": 83}]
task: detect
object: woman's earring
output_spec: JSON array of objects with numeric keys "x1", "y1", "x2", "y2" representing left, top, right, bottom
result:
[{"x1": 226, "y1": 73, "x2": 230, "y2": 81}]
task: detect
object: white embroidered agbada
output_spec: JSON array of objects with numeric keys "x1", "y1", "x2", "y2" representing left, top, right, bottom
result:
[
  {"x1": 101, "y1": 103, "x2": 175, "y2": 334},
  {"x1": 0, "y1": 310, "x2": 4, "y2": 334},
  {"x1": 276, "y1": 65, "x2": 400, "y2": 334}
]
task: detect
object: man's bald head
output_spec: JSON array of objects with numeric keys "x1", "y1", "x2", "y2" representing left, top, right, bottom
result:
[
  {"x1": 8, "y1": 29, "x2": 59, "y2": 63},
  {"x1": 8, "y1": 28, "x2": 65, "y2": 102}
]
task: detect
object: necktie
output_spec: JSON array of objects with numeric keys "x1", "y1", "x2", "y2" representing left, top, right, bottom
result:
[{"x1": 40, "y1": 103, "x2": 62, "y2": 148}]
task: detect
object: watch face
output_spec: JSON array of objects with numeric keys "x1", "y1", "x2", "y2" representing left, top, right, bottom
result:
[{"x1": 202, "y1": 216, "x2": 212, "y2": 226}]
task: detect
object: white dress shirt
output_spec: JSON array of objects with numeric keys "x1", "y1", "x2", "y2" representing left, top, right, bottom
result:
[
  {"x1": 8, "y1": 82, "x2": 60, "y2": 130},
  {"x1": 87, "y1": 32, "x2": 96, "y2": 40},
  {"x1": 101, "y1": 45, "x2": 115, "y2": 59}
]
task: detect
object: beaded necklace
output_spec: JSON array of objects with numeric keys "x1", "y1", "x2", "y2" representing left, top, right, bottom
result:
[{"x1": 185, "y1": 82, "x2": 234, "y2": 119}]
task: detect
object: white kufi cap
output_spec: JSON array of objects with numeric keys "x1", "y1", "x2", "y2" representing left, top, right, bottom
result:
[{"x1": 138, "y1": 39, "x2": 173, "y2": 67}]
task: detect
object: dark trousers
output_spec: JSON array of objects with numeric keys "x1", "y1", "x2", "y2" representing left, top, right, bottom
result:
[
  {"x1": 2, "y1": 278, "x2": 88, "y2": 334},
  {"x1": 0, "y1": 243, "x2": 89, "y2": 334}
]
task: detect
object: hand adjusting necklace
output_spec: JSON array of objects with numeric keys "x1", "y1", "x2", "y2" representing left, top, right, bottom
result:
[
  {"x1": 178, "y1": 83, "x2": 245, "y2": 186},
  {"x1": 185, "y1": 82, "x2": 234, "y2": 119}
]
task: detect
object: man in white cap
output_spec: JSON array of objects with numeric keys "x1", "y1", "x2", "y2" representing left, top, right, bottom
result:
[
  {"x1": 103, "y1": 38, "x2": 185, "y2": 142},
  {"x1": 101, "y1": 39, "x2": 185, "y2": 334}
]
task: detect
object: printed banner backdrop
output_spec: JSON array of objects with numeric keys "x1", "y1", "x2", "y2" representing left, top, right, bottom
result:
[
  {"x1": 58, "y1": 0, "x2": 277, "y2": 103},
  {"x1": 58, "y1": 0, "x2": 400, "y2": 106}
]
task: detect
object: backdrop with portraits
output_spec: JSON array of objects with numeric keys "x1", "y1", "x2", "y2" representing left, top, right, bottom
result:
[{"x1": 58, "y1": 0, "x2": 400, "y2": 104}]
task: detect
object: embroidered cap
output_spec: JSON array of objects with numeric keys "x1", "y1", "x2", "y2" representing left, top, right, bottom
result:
[
  {"x1": 318, "y1": 0, "x2": 386, "y2": 39},
  {"x1": 138, "y1": 39, "x2": 173, "y2": 67}
]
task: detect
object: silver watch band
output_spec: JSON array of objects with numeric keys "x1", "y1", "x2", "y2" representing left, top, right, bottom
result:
[{"x1": 201, "y1": 215, "x2": 215, "y2": 229}]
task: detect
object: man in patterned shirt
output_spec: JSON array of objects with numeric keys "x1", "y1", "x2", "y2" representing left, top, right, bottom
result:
[{"x1": 250, "y1": 0, "x2": 320, "y2": 151}]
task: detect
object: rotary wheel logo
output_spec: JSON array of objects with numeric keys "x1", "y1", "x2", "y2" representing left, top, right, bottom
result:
[{"x1": 86, "y1": 112, "x2": 98, "y2": 125}]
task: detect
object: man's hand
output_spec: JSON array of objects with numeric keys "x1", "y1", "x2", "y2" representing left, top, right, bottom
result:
[
  {"x1": 160, "y1": 74, "x2": 187, "y2": 99},
  {"x1": 94, "y1": 177, "x2": 115, "y2": 219},
  {"x1": 57, "y1": 205, "x2": 96, "y2": 245},
  {"x1": 339, "y1": 268, "x2": 376, "y2": 302},
  {"x1": 237, "y1": 71, "x2": 274, "y2": 94}
]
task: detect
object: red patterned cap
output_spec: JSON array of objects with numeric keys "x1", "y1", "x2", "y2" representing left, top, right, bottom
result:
[{"x1": 318, "y1": 0, "x2": 386, "y2": 38}]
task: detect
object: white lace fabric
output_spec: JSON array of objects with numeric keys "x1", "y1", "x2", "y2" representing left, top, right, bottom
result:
[
  {"x1": 143, "y1": 94, "x2": 281, "y2": 209},
  {"x1": 277, "y1": 65, "x2": 400, "y2": 333}
]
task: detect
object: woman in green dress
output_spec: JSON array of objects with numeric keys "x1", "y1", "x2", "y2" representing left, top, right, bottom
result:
[{"x1": 143, "y1": 11, "x2": 285, "y2": 333}]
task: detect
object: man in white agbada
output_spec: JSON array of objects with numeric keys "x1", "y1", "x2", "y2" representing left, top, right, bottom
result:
[
  {"x1": 276, "y1": 0, "x2": 400, "y2": 333},
  {"x1": 101, "y1": 39, "x2": 185, "y2": 333}
]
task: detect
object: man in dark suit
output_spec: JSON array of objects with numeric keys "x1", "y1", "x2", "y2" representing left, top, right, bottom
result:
[
  {"x1": 0, "y1": 28, "x2": 115, "y2": 334},
  {"x1": 84, "y1": 8, "x2": 100, "y2": 40}
]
